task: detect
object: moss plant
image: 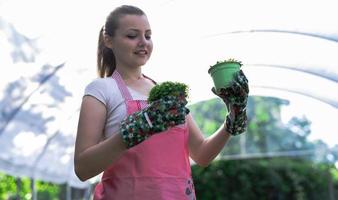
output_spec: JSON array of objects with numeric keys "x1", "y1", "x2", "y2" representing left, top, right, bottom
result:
[
  {"x1": 148, "y1": 81, "x2": 189, "y2": 103},
  {"x1": 212, "y1": 58, "x2": 243, "y2": 67}
]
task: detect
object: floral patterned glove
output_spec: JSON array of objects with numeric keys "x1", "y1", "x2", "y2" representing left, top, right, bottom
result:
[
  {"x1": 212, "y1": 70, "x2": 249, "y2": 136},
  {"x1": 120, "y1": 95, "x2": 189, "y2": 148}
]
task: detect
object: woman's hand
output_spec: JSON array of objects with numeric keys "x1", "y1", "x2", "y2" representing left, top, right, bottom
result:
[
  {"x1": 212, "y1": 70, "x2": 249, "y2": 135},
  {"x1": 120, "y1": 95, "x2": 189, "y2": 148}
]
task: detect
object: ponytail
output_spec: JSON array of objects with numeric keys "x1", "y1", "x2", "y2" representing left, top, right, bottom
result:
[
  {"x1": 97, "y1": 27, "x2": 116, "y2": 78},
  {"x1": 97, "y1": 5, "x2": 145, "y2": 78}
]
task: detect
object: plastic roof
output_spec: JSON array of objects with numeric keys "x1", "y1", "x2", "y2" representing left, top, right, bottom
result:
[{"x1": 0, "y1": 0, "x2": 337, "y2": 188}]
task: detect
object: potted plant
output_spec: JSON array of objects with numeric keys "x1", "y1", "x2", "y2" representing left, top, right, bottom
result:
[
  {"x1": 148, "y1": 81, "x2": 189, "y2": 103},
  {"x1": 208, "y1": 58, "x2": 242, "y2": 94}
]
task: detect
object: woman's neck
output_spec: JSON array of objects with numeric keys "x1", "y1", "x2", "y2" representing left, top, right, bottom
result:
[{"x1": 116, "y1": 67, "x2": 143, "y2": 83}]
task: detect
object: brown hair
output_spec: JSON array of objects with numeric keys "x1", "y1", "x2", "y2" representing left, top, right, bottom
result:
[{"x1": 97, "y1": 5, "x2": 145, "y2": 78}]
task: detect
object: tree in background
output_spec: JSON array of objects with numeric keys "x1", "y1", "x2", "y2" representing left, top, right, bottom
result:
[
  {"x1": 189, "y1": 96, "x2": 335, "y2": 163},
  {"x1": 189, "y1": 96, "x2": 338, "y2": 199}
]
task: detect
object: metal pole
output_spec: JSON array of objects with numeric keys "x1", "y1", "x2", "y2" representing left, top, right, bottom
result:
[
  {"x1": 84, "y1": 185, "x2": 92, "y2": 200},
  {"x1": 16, "y1": 177, "x2": 21, "y2": 200},
  {"x1": 30, "y1": 178, "x2": 37, "y2": 200},
  {"x1": 66, "y1": 183, "x2": 71, "y2": 200},
  {"x1": 328, "y1": 167, "x2": 335, "y2": 200},
  {"x1": 240, "y1": 133, "x2": 246, "y2": 156}
]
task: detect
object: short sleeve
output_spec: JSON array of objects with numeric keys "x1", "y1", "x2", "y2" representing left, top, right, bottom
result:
[{"x1": 84, "y1": 78, "x2": 108, "y2": 106}]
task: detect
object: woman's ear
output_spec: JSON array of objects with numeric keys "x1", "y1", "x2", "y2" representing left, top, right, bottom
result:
[{"x1": 103, "y1": 35, "x2": 113, "y2": 49}]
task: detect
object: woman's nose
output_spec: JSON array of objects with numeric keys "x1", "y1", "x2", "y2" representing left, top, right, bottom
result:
[{"x1": 137, "y1": 36, "x2": 148, "y2": 47}]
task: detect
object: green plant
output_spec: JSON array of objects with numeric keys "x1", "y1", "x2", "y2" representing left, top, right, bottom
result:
[
  {"x1": 212, "y1": 58, "x2": 243, "y2": 67},
  {"x1": 192, "y1": 158, "x2": 338, "y2": 200},
  {"x1": 148, "y1": 81, "x2": 189, "y2": 103}
]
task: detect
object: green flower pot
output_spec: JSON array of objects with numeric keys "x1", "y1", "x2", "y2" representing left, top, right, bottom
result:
[{"x1": 208, "y1": 60, "x2": 241, "y2": 94}]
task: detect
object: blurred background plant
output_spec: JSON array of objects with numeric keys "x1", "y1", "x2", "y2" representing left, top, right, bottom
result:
[{"x1": 189, "y1": 96, "x2": 338, "y2": 199}]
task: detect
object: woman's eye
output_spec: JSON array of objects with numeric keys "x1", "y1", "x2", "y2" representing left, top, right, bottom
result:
[
  {"x1": 127, "y1": 35, "x2": 137, "y2": 39},
  {"x1": 145, "y1": 35, "x2": 151, "y2": 40}
]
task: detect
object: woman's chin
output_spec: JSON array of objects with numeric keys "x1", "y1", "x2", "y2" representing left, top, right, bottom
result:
[{"x1": 134, "y1": 59, "x2": 149, "y2": 67}]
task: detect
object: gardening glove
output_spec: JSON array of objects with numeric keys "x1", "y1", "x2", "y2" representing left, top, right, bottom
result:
[
  {"x1": 212, "y1": 70, "x2": 249, "y2": 136},
  {"x1": 120, "y1": 95, "x2": 190, "y2": 148}
]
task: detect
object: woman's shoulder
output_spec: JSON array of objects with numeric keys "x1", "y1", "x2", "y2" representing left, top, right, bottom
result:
[
  {"x1": 86, "y1": 77, "x2": 116, "y2": 89},
  {"x1": 87, "y1": 76, "x2": 115, "y2": 84},
  {"x1": 83, "y1": 77, "x2": 121, "y2": 105},
  {"x1": 84, "y1": 77, "x2": 119, "y2": 95}
]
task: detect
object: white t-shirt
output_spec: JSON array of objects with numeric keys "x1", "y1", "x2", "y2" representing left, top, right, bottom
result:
[{"x1": 84, "y1": 77, "x2": 148, "y2": 138}]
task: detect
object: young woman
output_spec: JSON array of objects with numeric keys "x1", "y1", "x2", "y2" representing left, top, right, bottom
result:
[{"x1": 74, "y1": 5, "x2": 249, "y2": 200}]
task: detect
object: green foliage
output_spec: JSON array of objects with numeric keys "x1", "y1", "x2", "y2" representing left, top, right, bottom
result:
[
  {"x1": 188, "y1": 98, "x2": 225, "y2": 137},
  {"x1": 192, "y1": 158, "x2": 338, "y2": 200},
  {"x1": 147, "y1": 81, "x2": 189, "y2": 103},
  {"x1": 211, "y1": 58, "x2": 243, "y2": 67},
  {"x1": 0, "y1": 174, "x2": 15, "y2": 199},
  {"x1": 0, "y1": 175, "x2": 29, "y2": 200},
  {"x1": 36, "y1": 181, "x2": 60, "y2": 200},
  {"x1": 0, "y1": 173, "x2": 60, "y2": 199},
  {"x1": 190, "y1": 96, "x2": 329, "y2": 159},
  {"x1": 332, "y1": 168, "x2": 338, "y2": 181},
  {"x1": 189, "y1": 95, "x2": 338, "y2": 199}
]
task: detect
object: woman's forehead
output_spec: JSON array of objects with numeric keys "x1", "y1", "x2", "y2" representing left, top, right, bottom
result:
[{"x1": 117, "y1": 15, "x2": 151, "y2": 31}]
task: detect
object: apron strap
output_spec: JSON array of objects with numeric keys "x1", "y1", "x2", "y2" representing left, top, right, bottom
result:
[
  {"x1": 143, "y1": 74, "x2": 157, "y2": 85},
  {"x1": 112, "y1": 71, "x2": 133, "y2": 101},
  {"x1": 111, "y1": 71, "x2": 157, "y2": 102}
]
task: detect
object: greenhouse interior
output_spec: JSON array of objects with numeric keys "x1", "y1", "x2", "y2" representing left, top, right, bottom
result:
[{"x1": 1, "y1": 0, "x2": 338, "y2": 199}]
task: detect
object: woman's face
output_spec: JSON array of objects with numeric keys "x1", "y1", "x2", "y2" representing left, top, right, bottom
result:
[{"x1": 110, "y1": 14, "x2": 153, "y2": 69}]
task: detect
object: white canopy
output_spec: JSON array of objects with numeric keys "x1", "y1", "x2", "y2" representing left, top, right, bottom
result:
[{"x1": 0, "y1": 0, "x2": 337, "y2": 188}]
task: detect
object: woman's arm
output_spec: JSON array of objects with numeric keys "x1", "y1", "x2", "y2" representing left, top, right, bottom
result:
[
  {"x1": 188, "y1": 114, "x2": 231, "y2": 167},
  {"x1": 189, "y1": 70, "x2": 249, "y2": 167},
  {"x1": 74, "y1": 96, "x2": 127, "y2": 181}
]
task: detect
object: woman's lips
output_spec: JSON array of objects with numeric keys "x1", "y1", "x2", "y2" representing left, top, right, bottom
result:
[{"x1": 134, "y1": 50, "x2": 147, "y2": 55}]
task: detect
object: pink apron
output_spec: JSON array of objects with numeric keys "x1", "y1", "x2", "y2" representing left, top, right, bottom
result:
[{"x1": 94, "y1": 71, "x2": 196, "y2": 200}]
